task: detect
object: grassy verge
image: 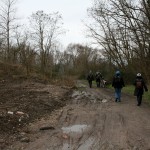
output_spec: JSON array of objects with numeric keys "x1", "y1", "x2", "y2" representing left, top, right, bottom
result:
[
  {"x1": 122, "y1": 85, "x2": 150, "y2": 103},
  {"x1": 122, "y1": 85, "x2": 134, "y2": 95},
  {"x1": 108, "y1": 84, "x2": 150, "y2": 103}
]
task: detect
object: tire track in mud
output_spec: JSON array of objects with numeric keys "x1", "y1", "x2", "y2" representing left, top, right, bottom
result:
[
  {"x1": 57, "y1": 83, "x2": 150, "y2": 150},
  {"x1": 52, "y1": 86, "x2": 104, "y2": 150},
  {"x1": 57, "y1": 86, "x2": 113, "y2": 150}
]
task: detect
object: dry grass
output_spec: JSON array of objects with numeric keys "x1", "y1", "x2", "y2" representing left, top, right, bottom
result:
[{"x1": 51, "y1": 75, "x2": 77, "y2": 87}]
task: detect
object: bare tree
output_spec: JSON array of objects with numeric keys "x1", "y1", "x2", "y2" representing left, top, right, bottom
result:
[
  {"x1": 86, "y1": 0, "x2": 150, "y2": 82},
  {"x1": 64, "y1": 44, "x2": 102, "y2": 77},
  {"x1": 29, "y1": 10, "x2": 64, "y2": 77},
  {"x1": 0, "y1": 0, "x2": 19, "y2": 62},
  {"x1": 13, "y1": 30, "x2": 37, "y2": 75}
]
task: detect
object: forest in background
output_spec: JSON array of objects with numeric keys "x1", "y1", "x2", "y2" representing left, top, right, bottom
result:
[{"x1": 0, "y1": 0, "x2": 150, "y2": 84}]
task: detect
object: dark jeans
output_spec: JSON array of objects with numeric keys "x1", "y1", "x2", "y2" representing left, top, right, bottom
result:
[
  {"x1": 88, "y1": 80, "x2": 92, "y2": 88},
  {"x1": 115, "y1": 88, "x2": 121, "y2": 101},
  {"x1": 137, "y1": 94, "x2": 142, "y2": 105},
  {"x1": 96, "y1": 80, "x2": 100, "y2": 87}
]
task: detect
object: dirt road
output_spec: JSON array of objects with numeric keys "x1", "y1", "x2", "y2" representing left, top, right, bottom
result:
[{"x1": 6, "y1": 81, "x2": 150, "y2": 150}]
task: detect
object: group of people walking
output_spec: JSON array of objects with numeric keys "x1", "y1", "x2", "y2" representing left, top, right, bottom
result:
[
  {"x1": 87, "y1": 70, "x2": 105, "y2": 88},
  {"x1": 87, "y1": 70, "x2": 148, "y2": 106}
]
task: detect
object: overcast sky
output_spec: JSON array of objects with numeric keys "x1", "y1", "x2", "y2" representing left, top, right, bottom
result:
[{"x1": 17, "y1": 0, "x2": 93, "y2": 48}]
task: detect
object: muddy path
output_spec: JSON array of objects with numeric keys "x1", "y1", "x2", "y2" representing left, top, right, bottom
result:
[{"x1": 8, "y1": 81, "x2": 150, "y2": 150}]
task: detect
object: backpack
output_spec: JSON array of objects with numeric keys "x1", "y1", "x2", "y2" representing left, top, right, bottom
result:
[
  {"x1": 88, "y1": 73, "x2": 93, "y2": 80},
  {"x1": 114, "y1": 76, "x2": 121, "y2": 83},
  {"x1": 136, "y1": 79, "x2": 143, "y2": 88},
  {"x1": 96, "y1": 73, "x2": 100, "y2": 80}
]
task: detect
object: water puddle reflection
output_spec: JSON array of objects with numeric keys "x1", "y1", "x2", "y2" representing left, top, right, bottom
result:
[
  {"x1": 62, "y1": 124, "x2": 88, "y2": 133},
  {"x1": 62, "y1": 143, "x2": 70, "y2": 150},
  {"x1": 62, "y1": 137, "x2": 95, "y2": 150},
  {"x1": 62, "y1": 124, "x2": 93, "y2": 149}
]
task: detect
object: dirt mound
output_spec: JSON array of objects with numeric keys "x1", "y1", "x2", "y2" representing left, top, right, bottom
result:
[{"x1": 0, "y1": 78, "x2": 73, "y2": 149}]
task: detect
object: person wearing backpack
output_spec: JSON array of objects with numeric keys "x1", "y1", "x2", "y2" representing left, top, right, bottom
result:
[
  {"x1": 112, "y1": 70, "x2": 125, "y2": 102},
  {"x1": 87, "y1": 70, "x2": 94, "y2": 88},
  {"x1": 133, "y1": 73, "x2": 148, "y2": 106},
  {"x1": 95, "y1": 71, "x2": 102, "y2": 87}
]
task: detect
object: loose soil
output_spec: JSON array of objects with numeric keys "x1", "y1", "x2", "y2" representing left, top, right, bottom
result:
[{"x1": 1, "y1": 79, "x2": 150, "y2": 150}]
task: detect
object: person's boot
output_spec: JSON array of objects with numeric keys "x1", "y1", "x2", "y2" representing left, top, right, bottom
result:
[
  {"x1": 115, "y1": 98, "x2": 118, "y2": 102},
  {"x1": 137, "y1": 102, "x2": 141, "y2": 106}
]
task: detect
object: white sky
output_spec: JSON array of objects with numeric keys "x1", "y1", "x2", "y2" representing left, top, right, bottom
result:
[{"x1": 17, "y1": 0, "x2": 93, "y2": 48}]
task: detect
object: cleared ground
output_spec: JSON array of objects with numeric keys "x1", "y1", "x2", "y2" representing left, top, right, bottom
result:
[{"x1": 1, "y1": 80, "x2": 150, "y2": 150}]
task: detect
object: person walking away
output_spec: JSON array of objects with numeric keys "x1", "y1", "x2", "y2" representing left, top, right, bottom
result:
[
  {"x1": 112, "y1": 70, "x2": 125, "y2": 102},
  {"x1": 87, "y1": 70, "x2": 94, "y2": 88},
  {"x1": 95, "y1": 72, "x2": 102, "y2": 87},
  {"x1": 133, "y1": 73, "x2": 148, "y2": 106}
]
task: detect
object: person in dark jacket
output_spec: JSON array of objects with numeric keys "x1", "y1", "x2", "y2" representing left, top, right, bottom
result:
[
  {"x1": 133, "y1": 73, "x2": 148, "y2": 106},
  {"x1": 95, "y1": 71, "x2": 102, "y2": 87},
  {"x1": 87, "y1": 70, "x2": 94, "y2": 88},
  {"x1": 112, "y1": 70, "x2": 125, "y2": 102}
]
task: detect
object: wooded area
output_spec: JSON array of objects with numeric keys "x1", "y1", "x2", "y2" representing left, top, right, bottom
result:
[
  {"x1": 87, "y1": 0, "x2": 150, "y2": 83},
  {"x1": 0, "y1": 0, "x2": 150, "y2": 84}
]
